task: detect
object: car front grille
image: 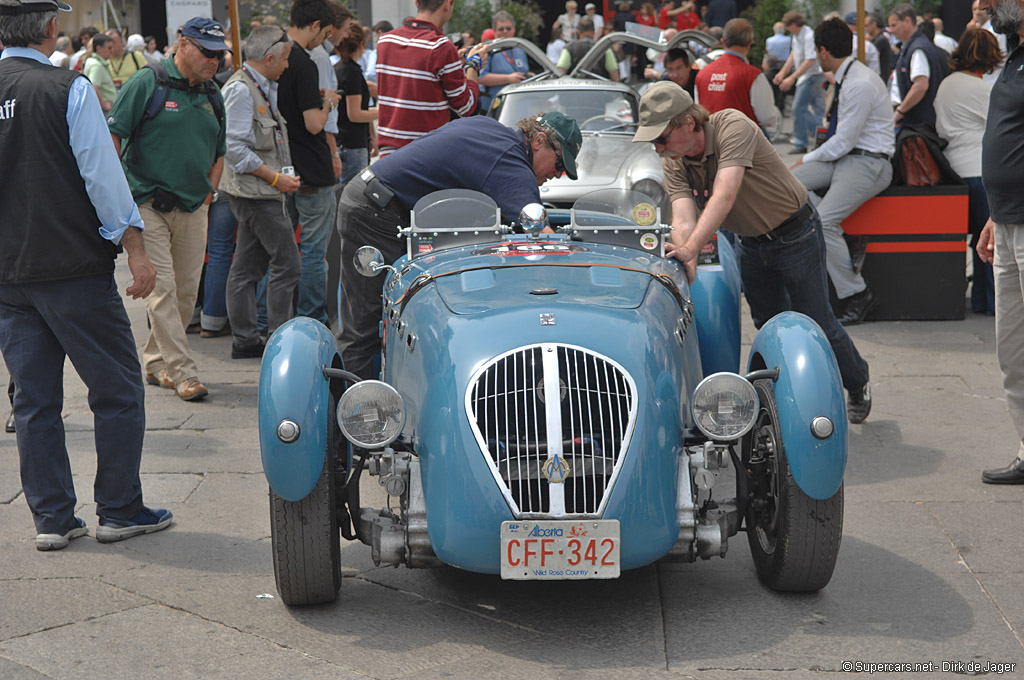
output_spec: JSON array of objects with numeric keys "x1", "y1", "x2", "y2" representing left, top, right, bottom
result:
[{"x1": 466, "y1": 344, "x2": 636, "y2": 517}]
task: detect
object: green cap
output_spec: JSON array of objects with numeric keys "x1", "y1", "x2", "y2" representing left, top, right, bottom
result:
[
  {"x1": 633, "y1": 81, "x2": 693, "y2": 143},
  {"x1": 537, "y1": 111, "x2": 583, "y2": 180}
]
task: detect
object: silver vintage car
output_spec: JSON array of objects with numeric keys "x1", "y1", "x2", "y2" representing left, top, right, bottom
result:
[{"x1": 484, "y1": 31, "x2": 718, "y2": 221}]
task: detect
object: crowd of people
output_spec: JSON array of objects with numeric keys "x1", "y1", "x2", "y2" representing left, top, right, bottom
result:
[{"x1": 2, "y1": 0, "x2": 1024, "y2": 557}]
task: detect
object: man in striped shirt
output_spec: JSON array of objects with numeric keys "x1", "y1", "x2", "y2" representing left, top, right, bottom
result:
[{"x1": 376, "y1": 0, "x2": 490, "y2": 155}]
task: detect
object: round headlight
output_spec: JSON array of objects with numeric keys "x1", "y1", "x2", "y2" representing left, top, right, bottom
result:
[
  {"x1": 691, "y1": 373, "x2": 759, "y2": 441},
  {"x1": 336, "y1": 380, "x2": 406, "y2": 449},
  {"x1": 631, "y1": 178, "x2": 667, "y2": 207}
]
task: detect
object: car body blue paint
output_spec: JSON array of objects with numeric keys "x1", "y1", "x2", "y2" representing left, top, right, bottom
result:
[
  {"x1": 746, "y1": 312, "x2": 847, "y2": 500},
  {"x1": 259, "y1": 317, "x2": 339, "y2": 501}
]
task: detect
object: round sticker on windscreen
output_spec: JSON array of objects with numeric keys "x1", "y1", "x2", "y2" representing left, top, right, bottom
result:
[
  {"x1": 632, "y1": 202, "x2": 657, "y2": 226},
  {"x1": 640, "y1": 234, "x2": 658, "y2": 250}
]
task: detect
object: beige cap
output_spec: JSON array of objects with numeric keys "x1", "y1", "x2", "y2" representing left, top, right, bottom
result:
[{"x1": 633, "y1": 81, "x2": 694, "y2": 143}]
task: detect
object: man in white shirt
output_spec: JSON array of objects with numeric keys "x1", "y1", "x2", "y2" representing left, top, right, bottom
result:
[
  {"x1": 48, "y1": 34, "x2": 71, "y2": 66},
  {"x1": 971, "y1": 0, "x2": 1008, "y2": 82},
  {"x1": 584, "y1": 3, "x2": 603, "y2": 35},
  {"x1": 889, "y1": 3, "x2": 942, "y2": 129},
  {"x1": 775, "y1": 10, "x2": 825, "y2": 152},
  {"x1": 791, "y1": 17, "x2": 895, "y2": 326},
  {"x1": 843, "y1": 12, "x2": 881, "y2": 77},
  {"x1": 932, "y1": 18, "x2": 958, "y2": 53}
]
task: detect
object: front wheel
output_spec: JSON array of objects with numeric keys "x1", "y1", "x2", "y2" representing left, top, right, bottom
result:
[
  {"x1": 269, "y1": 398, "x2": 341, "y2": 605},
  {"x1": 743, "y1": 379, "x2": 843, "y2": 592}
]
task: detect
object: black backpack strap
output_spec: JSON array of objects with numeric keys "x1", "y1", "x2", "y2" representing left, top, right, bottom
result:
[{"x1": 124, "y1": 62, "x2": 171, "y2": 164}]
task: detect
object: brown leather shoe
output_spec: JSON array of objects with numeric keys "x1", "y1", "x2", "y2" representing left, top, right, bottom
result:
[
  {"x1": 145, "y1": 369, "x2": 175, "y2": 389},
  {"x1": 176, "y1": 378, "x2": 209, "y2": 401}
]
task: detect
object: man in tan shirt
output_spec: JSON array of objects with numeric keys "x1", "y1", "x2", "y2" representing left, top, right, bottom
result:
[{"x1": 634, "y1": 81, "x2": 872, "y2": 423}]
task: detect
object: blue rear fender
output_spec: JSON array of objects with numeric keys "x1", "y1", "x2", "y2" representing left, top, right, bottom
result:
[
  {"x1": 259, "y1": 318, "x2": 341, "y2": 501},
  {"x1": 746, "y1": 312, "x2": 847, "y2": 500}
]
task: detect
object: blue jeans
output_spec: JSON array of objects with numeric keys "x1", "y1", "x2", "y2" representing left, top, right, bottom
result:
[
  {"x1": 0, "y1": 274, "x2": 145, "y2": 534},
  {"x1": 338, "y1": 147, "x2": 369, "y2": 187},
  {"x1": 289, "y1": 186, "x2": 337, "y2": 325},
  {"x1": 737, "y1": 210, "x2": 869, "y2": 393},
  {"x1": 792, "y1": 73, "x2": 825, "y2": 149},
  {"x1": 202, "y1": 197, "x2": 236, "y2": 330},
  {"x1": 965, "y1": 176, "x2": 995, "y2": 315}
]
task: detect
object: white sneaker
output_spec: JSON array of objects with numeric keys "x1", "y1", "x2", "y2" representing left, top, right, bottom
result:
[{"x1": 35, "y1": 517, "x2": 88, "y2": 551}]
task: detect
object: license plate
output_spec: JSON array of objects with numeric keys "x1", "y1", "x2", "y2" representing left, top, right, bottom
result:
[{"x1": 500, "y1": 520, "x2": 620, "y2": 580}]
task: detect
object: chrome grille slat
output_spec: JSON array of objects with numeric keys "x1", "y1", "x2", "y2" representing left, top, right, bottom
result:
[{"x1": 466, "y1": 343, "x2": 637, "y2": 518}]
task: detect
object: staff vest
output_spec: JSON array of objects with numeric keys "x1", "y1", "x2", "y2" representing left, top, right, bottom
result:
[
  {"x1": 0, "y1": 57, "x2": 116, "y2": 283},
  {"x1": 895, "y1": 30, "x2": 941, "y2": 128},
  {"x1": 695, "y1": 53, "x2": 761, "y2": 122},
  {"x1": 219, "y1": 67, "x2": 291, "y2": 201}
]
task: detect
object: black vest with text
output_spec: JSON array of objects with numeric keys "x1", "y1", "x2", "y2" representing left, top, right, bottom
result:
[
  {"x1": 0, "y1": 57, "x2": 116, "y2": 283},
  {"x1": 895, "y1": 30, "x2": 942, "y2": 129}
]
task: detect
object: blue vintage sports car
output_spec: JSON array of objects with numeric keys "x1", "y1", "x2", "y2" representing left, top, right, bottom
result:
[{"x1": 259, "y1": 189, "x2": 846, "y2": 605}]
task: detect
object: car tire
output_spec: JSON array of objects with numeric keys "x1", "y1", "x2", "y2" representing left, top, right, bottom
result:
[
  {"x1": 743, "y1": 379, "x2": 843, "y2": 592},
  {"x1": 269, "y1": 396, "x2": 342, "y2": 606}
]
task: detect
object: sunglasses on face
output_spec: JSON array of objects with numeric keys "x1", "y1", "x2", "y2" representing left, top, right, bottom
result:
[
  {"x1": 653, "y1": 127, "x2": 674, "y2": 146},
  {"x1": 545, "y1": 135, "x2": 566, "y2": 174},
  {"x1": 188, "y1": 37, "x2": 221, "y2": 60},
  {"x1": 495, "y1": 25, "x2": 515, "y2": 32}
]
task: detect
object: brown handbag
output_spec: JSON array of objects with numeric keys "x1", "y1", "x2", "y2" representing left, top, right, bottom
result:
[{"x1": 900, "y1": 135, "x2": 941, "y2": 186}]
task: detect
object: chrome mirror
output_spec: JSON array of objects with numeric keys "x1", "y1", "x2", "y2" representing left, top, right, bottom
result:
[
  {"x1": 518, "y1": 203, "x2": 548, "y2": 236},
  {"x1": 354, "y1": 246, "x2": 391, "y2": 277}
]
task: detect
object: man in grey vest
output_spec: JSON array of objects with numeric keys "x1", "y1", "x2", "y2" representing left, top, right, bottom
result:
[
  {"x1": 221, "y1": 25, "x2": 301, "y2": 358},
  {"x1": 0, "y1": 0, "x2": 173, "y2": 550}
]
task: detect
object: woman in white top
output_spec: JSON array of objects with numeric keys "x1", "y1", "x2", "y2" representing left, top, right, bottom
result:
[{"x1": 934, "y1": 28, "x2": 1003, "y2": 315}]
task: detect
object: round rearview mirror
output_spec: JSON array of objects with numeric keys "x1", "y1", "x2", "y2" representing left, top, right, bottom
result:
[
  {"x1": 519, "y1": 203, "x2": 548, "y2": 236},
  {"x1": 354, "y1": 246, "x2": 385, "y2": 277}
]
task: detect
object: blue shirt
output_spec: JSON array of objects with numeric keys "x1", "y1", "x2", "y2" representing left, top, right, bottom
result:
[
  {"x1": 0, "y1": 47, "x2": 143, "y2": 243},
  {"x1": 372, "y1": 116, "x2": 539, "y2": 222},
  {"x1": 765, "y1": 34, "x2": 791, "y2": 63},
  {"x1": 479, "y1": 47, "x2": 529, "y2": 113}
]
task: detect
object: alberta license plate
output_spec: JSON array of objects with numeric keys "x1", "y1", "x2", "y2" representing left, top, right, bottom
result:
[{"x1": 500, "y1": 520, "x2": 620, "y2": 580}]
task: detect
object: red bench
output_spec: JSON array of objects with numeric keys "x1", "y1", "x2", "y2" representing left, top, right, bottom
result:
[{"x1": 840, "y1": 185, "x2": 969, "y2": 320}]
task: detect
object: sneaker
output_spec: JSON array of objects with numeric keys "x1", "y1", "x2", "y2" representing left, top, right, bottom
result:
[
  {"x1": 145, "y1": 369, "x2": 175, "y2": 389},
  {"x1": 36, "y1": 517, "x2": 88, "y2": 551},
  {"x1": 176, "y1": 378, "x2": 209, "y2": 401},
  {"x1": 95, "y1": 507, "x2": 173, "y2": 543},
  {"x1": 231, "y1": 341, "x2": 265, "y2": 359},
  {"x1": 848, "y1": 382, "x2": 872, "y2": 424}
]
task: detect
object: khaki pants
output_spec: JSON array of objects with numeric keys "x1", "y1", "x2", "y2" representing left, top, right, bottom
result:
[{"x1": 139, "y1": 200, "x2": 209, "y2": 386}]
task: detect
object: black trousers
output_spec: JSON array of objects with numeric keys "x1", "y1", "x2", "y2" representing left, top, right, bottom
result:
[{"x1": 335, "y1": 175, "x2": 409, "y2": 380}]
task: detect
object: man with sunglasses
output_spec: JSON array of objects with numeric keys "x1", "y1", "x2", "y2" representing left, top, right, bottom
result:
[
  {"x1": 634, "y1": 81, "x2": 872, "y2": 423},
  {"x1": 477, "y1": 11, "x2": 531, "y2": 113},
  {"x1": 335, "y1": 112, "x2": 582, "y2": 380},
  {"x1": 107, "y1": 17, "x2": 228, "y2": 402}
]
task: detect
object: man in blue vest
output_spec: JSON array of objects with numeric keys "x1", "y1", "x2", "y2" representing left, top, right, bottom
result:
[
  {"x1": 888, "y1": 3, "x2": 941, "y2": 129},
  {"x1": 0, "y1": 0, "x2": 173, "y2": 550}
]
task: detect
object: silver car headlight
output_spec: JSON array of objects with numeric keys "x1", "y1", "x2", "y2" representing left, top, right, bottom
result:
[
  {"x1": 630, "y1": 178, "x2": 667, "y2": 207},
  {"x1": 336, "y1": 380, "x2": 406, "y2": 449},
  {"x1": 691, "y1": 373, "x2": 759, "y2": 441}
]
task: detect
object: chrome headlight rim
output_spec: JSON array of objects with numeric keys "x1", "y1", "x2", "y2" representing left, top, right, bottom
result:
[
  {"x1": 336, "y1": 380, "x2": 406, "y2": 449},
  {"x1": 690, "y1": 372, "x2": 759, "y2": 441},
  {"x1": 630, "y1": 176, "x2": 667, "y2": 205}
]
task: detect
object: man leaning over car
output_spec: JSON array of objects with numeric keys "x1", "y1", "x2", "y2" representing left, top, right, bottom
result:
[
  {"x1": 335, "y1": 112, "x2": 582, "y2": 380},
  {"x1": 634, "y1": 81, "x2": 872, "y2": 423}
]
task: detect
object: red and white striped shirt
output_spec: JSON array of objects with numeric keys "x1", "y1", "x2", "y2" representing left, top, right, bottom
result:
[{"x1": 376, "y1": 18, "x2": 480, "y2": 155}]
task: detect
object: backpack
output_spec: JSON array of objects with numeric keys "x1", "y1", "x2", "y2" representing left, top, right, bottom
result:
[{"x1": 122, "y1": 61, "x2": 224, "y2": 164}]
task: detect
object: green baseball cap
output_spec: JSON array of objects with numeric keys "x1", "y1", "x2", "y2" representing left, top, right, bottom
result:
[
  {"x1": 633, "y1": 81, "x2": 694, "y2": 143},
  {"x1": 537, "y1": 111, "x2": 582, "y2": 180}
]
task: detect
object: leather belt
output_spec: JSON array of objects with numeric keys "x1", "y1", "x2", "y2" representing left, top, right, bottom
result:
[
  {"x1": 299, "y1": 186, "x2": 320, "y2": 194},
  {"x1": 849, "y1": 148, "x2": 890, "y2": 161},
  {"x1": 749, "y1": 202, "x2": 813, "y2": 243}
]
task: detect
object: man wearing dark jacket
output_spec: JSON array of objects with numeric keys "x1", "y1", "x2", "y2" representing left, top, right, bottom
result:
[{"x1": 888, "y1": 3, "x2": 942, "y2": 128}]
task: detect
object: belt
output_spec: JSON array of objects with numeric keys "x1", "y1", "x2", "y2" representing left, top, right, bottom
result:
[
  {"x1": 299, "y1": 185, "x2": 320, "y2": 194},
  {"x1": 750, "y1": 202, "x2": 813, "y2": 243},
  {"x1": 849, "y1": 148, "x2": 890, "y2": 161}
]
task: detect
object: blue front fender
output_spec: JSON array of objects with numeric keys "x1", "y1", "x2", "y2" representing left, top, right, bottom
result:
[
  {"x1": 746, "y1": 312, "x2": 847, "y2": 500},
  {"x1": 259, "y1": 318, "x2": 340, "y2": 501},
  {"x1": 691, "y1": 236, "x2": 742, "y2": 375}
]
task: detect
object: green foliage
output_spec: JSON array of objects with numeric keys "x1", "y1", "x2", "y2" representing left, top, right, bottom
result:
[
  {"x1": 743, "y1": 0, "x2": 790, "y2": 67},
  {"x1": 448, "y1": 0, "x2": 546, "y2": 44}
]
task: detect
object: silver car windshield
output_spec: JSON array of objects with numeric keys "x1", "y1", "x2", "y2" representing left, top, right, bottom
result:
[{"x1": 495, "y1": 90, "x2": 638, "y2": 134}]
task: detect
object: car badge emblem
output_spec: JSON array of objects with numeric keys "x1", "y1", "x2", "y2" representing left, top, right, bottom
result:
[
  {"x1": 640, "y1": 234, "x2": 658, "y2": 250},
  {"x1": 542, "y1": 455, "x2": 571, "y2": 484},
  {"x1": 631, "y1": 202, "x2": 657, "y2": 226},
  {"x1": 540, "y1": 313, "x2": 555, "y2": 326}
]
